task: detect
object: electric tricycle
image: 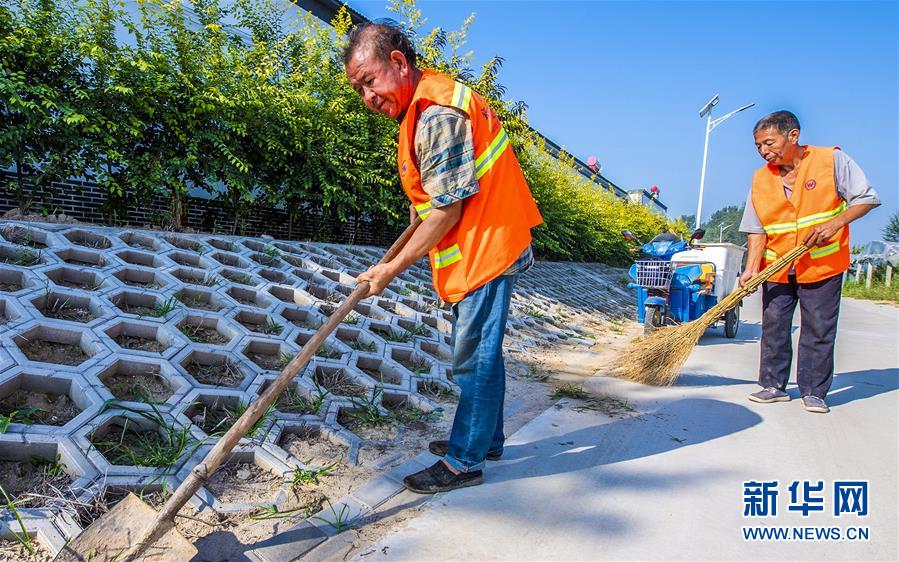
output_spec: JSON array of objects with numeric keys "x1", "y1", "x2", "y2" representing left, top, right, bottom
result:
[{"x1": 622, "y1": 229, "x2": 746, "y2": 337}]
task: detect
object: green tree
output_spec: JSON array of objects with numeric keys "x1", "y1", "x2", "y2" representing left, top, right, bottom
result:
[{"x1": 883, "y1": 211, "x2": 899, "y2": 242}]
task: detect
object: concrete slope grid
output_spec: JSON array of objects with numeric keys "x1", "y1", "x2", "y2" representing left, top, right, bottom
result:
[{"x1": 0, "y1": 220, "x2": 630, "y2": 557}]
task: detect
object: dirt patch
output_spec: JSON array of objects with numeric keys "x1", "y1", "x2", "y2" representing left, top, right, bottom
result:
[
  {"x1": 206, "y1": 462, "x2": 281, "y2": 505},
  {"x1": 247, "y1": 352, "x2": 288, "y2": 372},
  {"x1": 238, "y1": 320, "x2": 282, "y2": 336},
  {"x1": 186, "y1": 360, "x2": 244, "y2": 387},
  {"x1": 275, "y1": 388, "x2": 320, "y2": 415},
  {"x1": 0, "y1": 539, "x2": 54, "y2": 562},
  {"x1": 0, "y1": 389, "x2": 80, "y2": 426},
  {"x1": 312, "y1": 368, "x2": 367, "y2": 398},
  {"x1": 104, "y1": 371, "x2": 172, "y2": 403},
  {"x1": 116, "y1": 303, "x2": 157, "y2": 316},
  {"x1": 337, "y1": 409, "x2": 398, "y2": 442},
  {"x1": 113, "y1": 334, "x2": 167, "y2": 353},
  {"x1": 181, "y1": 324, "x2": 229, "y2": 345},
  {"x1": 0, "y1": 457, "x2": 73, "y2": 508},
  {"x1": 0, "y1": 282, "x2": 21, "y2": 292},
  {"x1": 177, "y1": 293, "x2": 221, "y2": 312},
  {"x1": 53, "y1": 277, "x2": 97, "y2": 290},
  {"x1": 41, "y1": 299, "x2": 94, "y2": 323},
  {"x1": 358, "y1": 366, "x2": 402, "y2": 386},
  {"x1": 17, "y1": 340, "x2": 87, "y2": 365}
]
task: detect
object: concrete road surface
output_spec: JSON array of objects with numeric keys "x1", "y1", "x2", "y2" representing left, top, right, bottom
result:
[{"x1": 352, "y1": 294, "x2": 898, "y2": 561}]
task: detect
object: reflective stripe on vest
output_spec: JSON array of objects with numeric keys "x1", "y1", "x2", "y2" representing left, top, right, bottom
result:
[
  {"x1": 475, "y1": 128, "x2": 510, "y2": 179},
  {"x1": 451, "y1": 82, "x2": 472, "y2": 111},
  {"x1": 415, "y1": 201, "x2": 432, "y2": 220},
  {"x1": 809, "y1": 240, "x2": 841, "y2": 259},
  {"x1": 762, "y1": 200, "x2": 848, "y2": 235},
  {"x1": 434, "y1": 244, "x2": 462, "y2": 268},
  {"x1": 764, "y1": 249, "x2": 777, "y2": 261}
]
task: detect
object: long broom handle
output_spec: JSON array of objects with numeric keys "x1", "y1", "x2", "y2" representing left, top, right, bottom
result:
[
  {"x1": 123, "y1": 217, "x2": 423, "y2": 561},
  {"x1": 710, "y1": 244, "x2": 811, "y2": 317}
]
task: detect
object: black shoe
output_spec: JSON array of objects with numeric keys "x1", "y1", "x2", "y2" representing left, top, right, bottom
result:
[
  {"x1": 403, "y1": 461, "x2": 483, "y2": 494},
  {"x1": 428, "y1": 440, "x2": 503, "y2": 461}
]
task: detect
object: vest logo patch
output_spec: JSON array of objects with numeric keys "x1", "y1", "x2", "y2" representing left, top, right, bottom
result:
[
  {"x1": 401, "y1": 162, "x2": 407, "y2": 176},
  {"x1": 805, "y1": 179, "x2": 817, "y2": 190}
]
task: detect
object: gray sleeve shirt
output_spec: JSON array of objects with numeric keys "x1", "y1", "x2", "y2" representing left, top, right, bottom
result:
[{"x1": 739, "y1": 149, "x2": 881, "y2": 234}]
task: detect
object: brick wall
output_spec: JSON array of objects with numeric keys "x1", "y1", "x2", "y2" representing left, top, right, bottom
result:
[{"x1": 0, "y1": 171, "x2": 405, "y2": 246}]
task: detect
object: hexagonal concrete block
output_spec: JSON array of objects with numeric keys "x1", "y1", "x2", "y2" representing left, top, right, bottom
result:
[
  {"x1": 173, "y1": 346, "x2": 256, "y2": 390},
  {"x1": 106, "y1": 288, "x2": 180, "y2": 322},
  {"x1": 353, "y1": 354, "x2": 409, "y2": 390},
  {"x1": 27, "y1": 288, "x2": 113, "y2": 328},
  {"x1": 241, "y1": 338, "x2": 300, "y2": 374},
  {"x1": 42, "y1": 265, "x2": 111, "y2": 292},
  {"x1": 257, "y1": 268, "x2": 297, "y2": 286},
  {"x1": 276, "y1": 305, "x2": 324, "y2": 339},
  {"x1": 62, "y1": 229, "x2": 114, "y2": 250},
  {"x1": 177, "y1": 388, "x2": 274, "y2": 445},
  {"x1": 206, "y1": 238, "x2": 242, "y2": 254},
  {"x1": 0, "y1": 294, "x2": 31, "y2": 331},
  {"x1": 0, "y1": 366, "x2": 102, "y2": 435},
  {"x1": 210, "y1": 251, "x2": 253, "y2": 270},
  {"x1": 110, "y1": 265, "x2": 179, "y2": 292},
  {"x1": 248, "y1": 251, "x2": 288, "y2": 271},
  {"x1": 73, "y1": 409, "x2": 199, "y2": 478},
  {"x1": 230, "y1": 308, "x2": 286, "y2": 339},
  {"x1": 334, "y1": 325, "x2": 384, "y2": 356},
  {"x1": 99, "y1": 318, "x2": 188, "y2": 360},
  {"x1": 5, "y1": 321, "x2": 110, "y2": 372},
  {"x1": 293, "y1": 330, "x2": 351, "y2": 364},
  {"x1": 168, "y1": 266, "x2": 221, "y2": 288},
  {"x1": 251, "y1": 374, "x2": 325, "y2": 418},
  {"x1": 52, "y1": 246, "x2": 115, "y2": 269},
  {"x1": 114, "y1": 248, "x2": 174, "y2": 269},
  {"x1": 218, "y1": 268, "x2": 264, "y2": 288},
  {"x1": 89, "y1": 355, "x2": 191, "y2": 408},
  {"x1": 173, "y1": 286, "x2": 230, "y2": 314},
  {"x1": 267, "y1": 285, "x2": 316, "y2": 307},
  {"x1": 0, "y1": 224, "x2": 63, "y2": 249},
  {"x1": 165, "y1": 249, "x2": 215, "y2": 270},
  {"x1": 161, "y1": 234, "x2": 209, "y2": 254},
  {"x1": 223, "y1": 286, "x2": 276, "y2": 312},
  {"x1": 0, "y1": 433, "x2": 98, "y2": 507},
  {"x1": 0, "y1": 266, "x2": 42, "y2": 297},
  {"x1": 173, "y1": 312, "x2": 242, "y2": 350},
  {"x1": 195, "y1": 445, "x2": 295, "y2": 514},
  {"x1": 0, "y1": 242, "x2": 50, "y2": 268},
  {"x1": 118, "y1": 230, "x2": 165, "y2": 252}
]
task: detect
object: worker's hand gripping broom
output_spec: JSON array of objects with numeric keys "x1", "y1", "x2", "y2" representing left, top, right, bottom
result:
[
  {"x1": 607, "y1": 244, "x2": 811, "y2": 386},
  {"x1": 59, "y1": 218, "x2": 422, "y2": 562}
]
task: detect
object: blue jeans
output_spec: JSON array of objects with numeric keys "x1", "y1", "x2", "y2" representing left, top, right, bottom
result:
[{"x1": 443, "y1": 273, "x2": 518, "y2": 473}]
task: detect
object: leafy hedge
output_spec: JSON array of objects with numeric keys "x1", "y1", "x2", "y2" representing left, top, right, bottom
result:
[{"x1": 0, "y1": 0, "x2": 683, "y2": 264}]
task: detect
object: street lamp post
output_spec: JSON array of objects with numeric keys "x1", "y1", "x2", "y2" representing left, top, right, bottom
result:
[
  {"x1": 695, "y1": 95, "x2": 755, "y2": 230},
  {"x1": 719, "y1": 223, "x2": 732, "y2": 242}
]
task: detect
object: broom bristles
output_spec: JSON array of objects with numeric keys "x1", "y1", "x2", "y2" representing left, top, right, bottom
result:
[{"x1": 607, "y1": 244, "x2": 810, "y2": 386}]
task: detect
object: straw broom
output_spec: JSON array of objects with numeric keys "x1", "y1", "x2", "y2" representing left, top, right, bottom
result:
[{"x1": 606, "y1": 244, "x2": 811, "y2": 386}]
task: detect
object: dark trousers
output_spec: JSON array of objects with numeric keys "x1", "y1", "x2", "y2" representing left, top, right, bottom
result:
[{"x1": 759, "y1": 272, "x2": 843, "y2": 398}]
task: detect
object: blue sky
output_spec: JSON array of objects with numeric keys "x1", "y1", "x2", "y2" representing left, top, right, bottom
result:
[{"x1": 351, "y1": 0, "x2": 897, "y2": 243}]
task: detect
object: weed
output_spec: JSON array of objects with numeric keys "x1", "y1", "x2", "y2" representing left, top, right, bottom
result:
[
  {"x1": 249, "y1": 504, "x2": 305, "y2": 520},
  {"x1": 551, "y1": 384, "x2": 589, "y2": 400},
  {"x1": 398, "y1": 288, "x2": 413, "y2": 296},
  {"x1": 315, "y1": 345, "x2": 343, "y2": 360},
  {"x1": 311, "y1": 500, "x2": 353, "y2": 533},
  {"x1": 373, "y1": 326, "x2": 412, "y2": 343},
  {"x1": 14, "y1": 248, "x2": 41, "y2": 266},
  {"x1": 32, "y1": 453, "x2": 66, "y2": 477},
  {"x1": 211, "y1": 402, "x2": 275, "y2": 440},
  {"x1": 277, "y1": 386, "x2": 325, "y2": 415},
  {"x1": 149, "y1": 296, "x2": 180, "y2": 318},
  {"x1": 0, "y1": 407, "x2": 39, "y2": 433},
  {"x1": 91, "y1": 403, "x2": 194, "y2": 468},
  {"x1": 522, "y1": 305, "x2": 548, "y2": 320},
  {"x1": 342, "y1": 312, "x2": 360, "y2": 325},
  {"x1": 524, "y1": 363, "x2": 549, "y2": 382},
  {"x1": 259, "y1": 318, "x2": 282, "y2": 335},
  {"x1": 405, "y1": 323, "x2": 431, "y2": 338},
  {"x1": 264, "y1": 246, "x2": 281, "y2": 259},
  {"x1": 285, "y1": 463, "x2": 335, "y2": 489},
  {"x1": 389, "y1": 402, "x2": 441, "y2": 426},
  {"x1": 0, "y1": 483, "x2": 35, "y2": 556},
  {"x1": 347, "y1": 388, "x2": 392, "y2": 427},
  {"x1": 350, "y1": 339, "x2": 377, "y2": 353}
]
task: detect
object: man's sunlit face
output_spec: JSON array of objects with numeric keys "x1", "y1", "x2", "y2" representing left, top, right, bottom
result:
[
  {"x1": 345, "y1": 47, "x2": 409, "y2": 119},
  {"x1": 754, "y1": 126, "x2": 799, "y2": 166}
]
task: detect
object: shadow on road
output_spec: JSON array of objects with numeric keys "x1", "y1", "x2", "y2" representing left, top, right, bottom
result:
[{"x1": 491, "y1": 398, "x2": 761, "y2": 482}]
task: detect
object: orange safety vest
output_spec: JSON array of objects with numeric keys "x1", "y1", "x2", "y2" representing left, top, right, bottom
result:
[
  {"x1": 397, "y1": 70, "x2": 543, "y2": 302},
  {"x1": 751, "y1": 145, "x2": 850, "y2": 284}
]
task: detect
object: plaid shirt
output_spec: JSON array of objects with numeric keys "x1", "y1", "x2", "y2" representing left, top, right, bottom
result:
[{"x1": 415, "y1": 105, "x2": 533, "y2": 277}]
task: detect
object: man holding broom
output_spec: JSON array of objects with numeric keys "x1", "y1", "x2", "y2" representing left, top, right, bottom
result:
[
  {"x1": 738, "y1": 110, "x2": 880, "y2": 413},
  {"x1": 343, "y1": 21, "x2": 542, "y2": 492}
]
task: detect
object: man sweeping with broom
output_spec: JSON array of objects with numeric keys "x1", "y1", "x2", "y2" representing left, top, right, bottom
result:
[{"x1": 738, "y1": 110, "x2": 880, "y2": 414}]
